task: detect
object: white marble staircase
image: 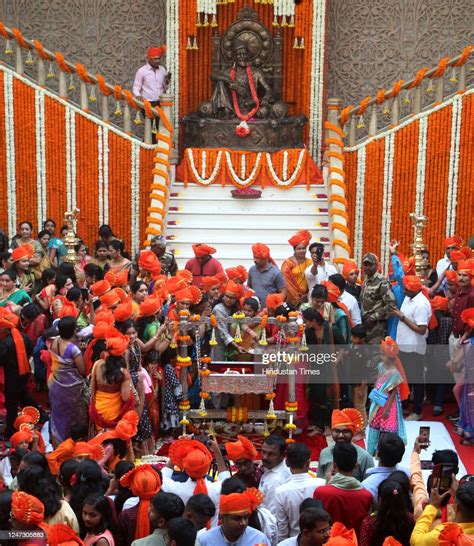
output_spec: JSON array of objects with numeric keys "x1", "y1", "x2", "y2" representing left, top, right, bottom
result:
[{"x1": 164, "y1": 173, "x2": 331, "y2": 270}]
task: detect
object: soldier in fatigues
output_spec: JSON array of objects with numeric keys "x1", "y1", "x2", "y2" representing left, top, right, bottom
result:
[
  {"x1": 150, "y1": 235, "x2": 178, "y2": 277},
  {"x1": 360, "y1": 253, "x2": 396, "y2": 344}
]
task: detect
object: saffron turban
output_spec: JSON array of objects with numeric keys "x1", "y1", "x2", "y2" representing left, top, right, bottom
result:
[
  {"x1": 192, "y1": 243, "x2": 216, "y2": 257},
  {"x1": 331, "y1": 408, "x2": 364, "y2": 434},
  {"x1": 58, "y1": 301, "x2": 79, "y2": 319},
  {"x1": 223, "y1": 280, "x2": 244, "y2": 299},
  {"x1": 138, "y1": 250, "x2": 162, "y2": 275},
  {"x1": 326, "y1": 522, "x2": 358, "y2": 545},
  {"x1": 431, "y1": 296, "x2": 448, "y2": 313},
  {"x1": 288, "y1": 230, "x2": 312, "y2": 248},
  {"x1": 139, "y1": 296, "x2": 163, "y2": 318},
  {"x1": 114, "y1": 299, "x2": 134, "y2": 322},
  {"x1": 252, "y1": 243, "x2": 271, "y2": 259},
  {"x1": 169, "y1": 439, "x2": 212, "y2": 495},
  {"x1": 120, "y1": 465, "x2": 161, "y2": 539},
  {"x1": 266, "y1": 293, "x2": 285, "y2": 310},
  {"x1": 444, "y1": 236, "x2": 463, "y2": 249},
  {"x1": 72, "y1": 441, "x2": 104, "y2": 461},
  {"x1": 226, "y1": 265, "x2": 248, "y2": 283},
  {"x1": 225, "y1": 435, "x2": 258, "y2": 462},
  {"x1": 461, "y1": 308, "x2": 474, "y2": 329},
  {"x1": 14, "y1": 406, "x2": 40, "y2": 429},
  {"x1": 100, "y1": 288, "x2": 122, "y2": 308},
  {"x1": 177, "y1": 269, "x2": 193, "y2": 283},
  {"x1": 381, "y1": 336, "x2": 400, "y2": 358},
  {"x1": 90, "y1": 280, "x2": 111, "y2": 297},
  {"x1": 342, "y1": 260, "x2": 359, "y2": 279},
  {"x1": 402, "y1": 275, "x2": 422, "y2": 292},
  {"x1": 94, "y1": 309, "x2": 115, "y2": 325},
  {"x1": 220, "y1": 488, "x2": 264, "y2": 515},
  {"x1": 93, "y1": 323, "x2": 119, "y2": 340},
  {"x1": 11, "y1": 491, "x2": 48, "y2": 532},
  {"x1": 175, "y1": 285, "x2": 202, "y2": 304},
  {"x1": 381, "y1": 337, "x2": 410, "y2": 401},
  {"x1": 90, "y1": 410, "x2": 139, "y2": 445},
  {"x1": 105, "y1": 270, "x2": 129, "y2": 287},
  {"x1": 0, "y1": 308, "x2": 30, "y2": 375},
  {"x1": 438, "y1": 522, "x2": 472, "y2": 546},
  {"x1": 152, "y1": 275, "x2": 168, "y2": 292},
  {"x1": 458, "y1": 260, "x2": 474, "y2": 277},
  {"x1": 201, "y1": 276, "x2": 223, "y2": 290},
  {"x1": 449, "y1": 249, "x2": 470, "y2": 263},
  {"x1": 46, "y1": 438, "x2": 76, "y2": 476},
  {"x1": 47, "y1": 523, "x2": 85, "y2": 546},
  {"x1": 11, "y1": 244, "x2": 34, "y2": 262},
  {"x1": 147, "y1": 45, "x2": 166, "y2": 57},
  {"x1": 445, "y1": 270, "x2": 459, "y2": 285},
  {"x1": 106, "y1": 334, "x2": 130, "y2": 356},
  {"x1": 321, "y1": 280, "x2": 341, "y2": 303},
  {"x1": 402, "y1": 256, "x2": 416, "y2": 275},
  {"x1": 10, "y1": 429, "x2": 33, "y2": 448}
]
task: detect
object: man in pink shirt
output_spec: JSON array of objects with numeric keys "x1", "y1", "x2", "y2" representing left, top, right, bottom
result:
[{"x1": 185, "y1": 243, "x2": 225, "y2": 290}]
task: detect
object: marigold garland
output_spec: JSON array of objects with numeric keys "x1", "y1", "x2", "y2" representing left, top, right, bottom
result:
[
  {"x1": 96, "y1": 74, "x2": 112, "y2": 96},
  {"x1": 75, "y1": 63, "x2": 94, "y2": 84},
  {"x1": 11, "y1": 28, "x2": 31, "y2": 49},
  {"x1": 227, "y1": 407, "x2": 248, "y2": 423},
  {"x1": 55, "y1": 52, "x2": 74, "y2": 73}
]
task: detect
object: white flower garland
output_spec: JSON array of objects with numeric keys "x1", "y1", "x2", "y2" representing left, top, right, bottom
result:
[
  {"x1": 446, "y1": 95, "x2": 463, "y2": 236},
  {"x1": 65, "y1": 107, "x2": 76, "y2": 212},
  {"x1": 226, "y1": 151, "x2": 262, "y2": 187},
  {"x1": 97, "y1": 125, "x2": 104, "y2": 226},
  {"x1": 4, "y1": 72, "x2": 16, "y2": 237},
  {"x1": 282, "y1": 150, "x2": 288, "y2": 180},
  {"x1": 353, "y1": 146, "x2": 366, "y2": 265},
  {"x1": 35, "y1": 89, "x2": 46, "y2": 228},
  {"x1": 103, "y1": 127, "x2": 109, "y2": 225},
  {"x1": 187, "y1": 149, "x2": 223, "y2": 185},
  {"x1": 130, "y1": 142, "x2": 141, "y2": 256},
  {"x1": 240, "y1": 154, "x2": 246, "y2": 179},
  {"x1": 380, "y1": 132, "x2": 395, "y2": 273},
  {"x1": 265, "y1": 149, "x2": 306, "y2": 187},
  {"x1": 197, "y1": 0, "x2": 217, "y2": 14},
  {"x1": 201, "y1": 150, "x2": 207, "y2": 180},
  {"x1": 308, "y1": 0, "x2": 327, "y2": 161},
  {"x1": 166, "y1": 0, "x2": 179, "y2": 144},
  {"x1": 273, "y1": 0, "x2": 295, "y2": 17},
  {"x1": 414, "y1": 115, "x2": 428, "y2": 216}
]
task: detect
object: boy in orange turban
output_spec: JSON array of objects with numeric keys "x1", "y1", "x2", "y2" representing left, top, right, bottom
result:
[{"x1": 225, "y1": 435, "x2": 262, "y2": 488}]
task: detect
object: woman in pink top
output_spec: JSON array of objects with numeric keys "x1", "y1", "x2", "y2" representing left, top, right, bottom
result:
[{"x1": 81, "y1": 494, "x2": 116, "y2": 546}]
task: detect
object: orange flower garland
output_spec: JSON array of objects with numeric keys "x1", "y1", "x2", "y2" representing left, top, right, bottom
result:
[{"x1": 0, "y1": 72, "x2": 6, "y2": 224}]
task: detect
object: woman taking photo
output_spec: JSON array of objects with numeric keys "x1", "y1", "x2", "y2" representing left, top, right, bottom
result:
[{"x1": 47, "y1": 316, "x2": 87, "y2": 445}]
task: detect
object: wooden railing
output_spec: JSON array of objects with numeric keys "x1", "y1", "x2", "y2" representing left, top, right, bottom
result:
[
  {"x1": 337, "y1": 45, "x2": 473, "y2": 146},
  {"x1": 0, "y1": 22, "x2": 169, "y2": 145}
]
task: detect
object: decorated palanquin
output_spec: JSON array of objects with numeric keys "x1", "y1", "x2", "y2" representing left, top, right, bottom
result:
[{"x1": 178, "y1": 6, "x2": 322, "y2": 188}]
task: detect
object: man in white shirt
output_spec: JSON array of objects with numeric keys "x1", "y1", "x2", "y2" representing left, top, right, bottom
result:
[
  {"x1": 329, "y1": 273, "x2": 362, "y2": 326},
  {"x1": 391, "y1": 275, "x2": 432, "y2": 421},
  {"x1": 305, "y1": 243, "x2": 338, "y2": 299},
  {"x1": 277, "y1": 507, "x2": 332, "y2": 546},
  {"x1": 259, "y1": 435, "x2": 291, "y2": 513},
  {"x1": 275, "y1": 443, "x2": 325, "y2": 542}
]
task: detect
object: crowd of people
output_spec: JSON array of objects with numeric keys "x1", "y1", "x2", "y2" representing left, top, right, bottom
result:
[{"x1": 0, "y1": 221, "x2": 473, "y2": 545}]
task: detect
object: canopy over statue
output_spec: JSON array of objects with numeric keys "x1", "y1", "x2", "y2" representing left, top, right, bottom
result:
[{"x1": 181, "y1": 6, "x2": 307, "y2": 152}]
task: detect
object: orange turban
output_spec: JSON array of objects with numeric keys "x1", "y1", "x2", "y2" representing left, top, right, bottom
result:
[
  {"x1": 461, "y1": 308, "x2": 474, "y2": 329},
  {"x1": 0, "y1": 308, "x2": 30, "y2": 375},
  {"x1": 169, "y1": 439, "x2": 212, "y2": 495},
  {"x1": 139, "y1": 296, "x2": 162, "y2": 317},
  {"x1": 58, "y1": 300, "x2": 79, "y2": 319},
  {"x1": 10, "y1": 429, "x2": 33, "y2": 448},
  {"x1": 72, "y1": 441, "x2": 104, "y2": 461},
  {"x1": 201, "y1": 275, "x2": 224, "y2": 291},
  {"x1": 94, "y1": 309, "x2": 115, "y2": 325},
  {"x1": 438, "y1": 522, "x2": 471, "y2": 545},
  {"x1": 47, "y1": 523, "x2": 85, "y2": 546},
  {"x1": 226, "y1": 265, "x2": 248, "y2": 283},
  {"x1": 138, "y1": 250, "x2": 162, "y2": 275},
  {"x1": 444, "y1": 236, "x2": 463, "y2": 249},
  {"x1": 14, "y1": 406, "x2": 40, "y2": 429},
  {"x1": 100, "y1": 288, "x2": 122, "y2": 308},
  {"x1": 225, "y1": 435, "x2": 258, "y2": 462},
  {"x1": 342, "y1": 260, "x2": 359, "y2": 279},
  {"x1": 266, "y1": 293, "x2": 285, "y2": 310},
  {"x1": 175, "y1": 285, "x2": 202, "y2": 304},
  {"x1": 381, "y1": 337, "x2": 410, "y2": 401},
  {"x1": 11, "y1": 491, "x2": 49, "y2": 533},
  {"x1": 223, "y1": 280, "x2": 244, "y2": 299},
  {"x1": 431, "y1": 296, "x2": 448, "y2": 313},
  {"x1": 90, "y1": 280, "x2": 111, "y2": 297},
  {"x1": 252, "y1": 243, "x2": 271, "y2": 259},
  {"x1": 450, "y1": 249, "x2": 470, "y2": 263},
  {"x1": 147, "y1": 45, "x2": 166, "y2": 57},
  {"x1": 93, "y1": 322, "x2": 119, "y2": 340},
  {"x1": 177, "y1": 269, "x2": 194, "y2": 283},
  {"x1": 220, "y1": 488, "x2": 263, "y2": 515},
  {"x1": 402, "y1": 257, "x2": 416, "y2": 275},
  {"x1": 114, "y1": 299, "x2": 134, "y2": 322},
  {"x1": 120, "y1": 465, "x2": 161, "y2": 539},
  {"x1": 90, "y1": 410, "x2": 139, "y2": 445},
  {"x1": 105, "y1": 270, "x2": 129, "y2": 287},
  {"x1": 321, "y1": 280, "x2": 341, "y2": 303},
  {"x1": 445, "y1": 270, "x2": 459, "y2": 285},
  {"x1": 331, "y1": 408, "x2": 364, "y2": 434},
  {"x1": 106, "y1": 334, "x2": 130, "y2": 356},
  {"x1": 326, "y1": 522, "x2": 358, "y2": 545},
  {"x1": 288, "y1": 230, "x2": 312, "y2": 248},
  {"x1": 458, "y1": 260, "x2": 474, "y2": 277},
  {"x1": 46, "y1": 438, "x2": 76, "y2": 475},
  {"x1": 192, "y1": 243, "x2": 216, "y2": 257},
  {"x1": 402, "y1": 275, "x2": 422, "y2": 292},
  {"x1": 11, "y1": 244, "x2": 34, "y2": 262}
]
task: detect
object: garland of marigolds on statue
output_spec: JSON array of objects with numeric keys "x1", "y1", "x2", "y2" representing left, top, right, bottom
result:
[{"x1": 230, "y1": 65, "x2": 260, "y2": 138}]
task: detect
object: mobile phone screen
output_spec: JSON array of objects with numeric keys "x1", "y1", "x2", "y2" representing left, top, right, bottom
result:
[
  {"x1": 419, "y1": 426, "x2": 430, "y2": 447},
  {"x1": 440, "y1": 464, "x2": 454, "y2": 493}
]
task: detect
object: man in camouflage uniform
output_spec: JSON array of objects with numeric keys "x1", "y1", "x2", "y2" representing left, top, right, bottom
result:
[
  {"x1": 360, "y1": 253, "x2": 396, "y2": 344},
  {"x1": 150, "y1": 235, "x2": 178, "y2": 277}
]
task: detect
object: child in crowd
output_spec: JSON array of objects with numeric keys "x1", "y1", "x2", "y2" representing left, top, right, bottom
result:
[
  {"x1": 81, "y1": 494, "x2": 116, "y2": 546},
  {"x1": 161, "y1": 351, "x2": 183, "y2": 439},
  {"x1": 143, "y1": 350, "x2": 163, "y2": 440}
]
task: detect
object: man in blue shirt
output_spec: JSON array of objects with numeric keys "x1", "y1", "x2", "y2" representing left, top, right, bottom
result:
[
  {"x1": 248, "y1": 243, "x2": 286, "y2": 306},
  {"x1": 199, "y1": 489, "x2": 270, "y2": 546}
]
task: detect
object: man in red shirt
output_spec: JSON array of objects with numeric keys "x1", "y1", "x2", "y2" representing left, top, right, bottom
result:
[
  {"x1": 314, "y1": 442, "x2": 372, "y2": 536},
  {"x1": 184, "y1": 243, "x2": 225, "y2": 290}
]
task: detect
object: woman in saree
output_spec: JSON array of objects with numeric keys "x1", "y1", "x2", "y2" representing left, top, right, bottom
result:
[
  {"x1": 0, "y1": 269, "x2": 32, "y2": 308},
  {"x1": 281, "y1": 230, "x2": 313, "y2": 307},
  {"x1": 89, "y1": 334, "x2": 135, "y2": 432},
  {"x1": 10, "y1": 221, "x2": 42, "y2": 266},
  {"x1": 108, "y1": 240, "x2": 132, "y2": 273},
  {"x1": 10, "y1": 245, "x2": 36, "y2": 296},
  {"x1": 131, "y1": 281, "x2": 149, "y2": 319},
  {"x1": 47, "y1": 315, "x2": 88, "y2": 446}
]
